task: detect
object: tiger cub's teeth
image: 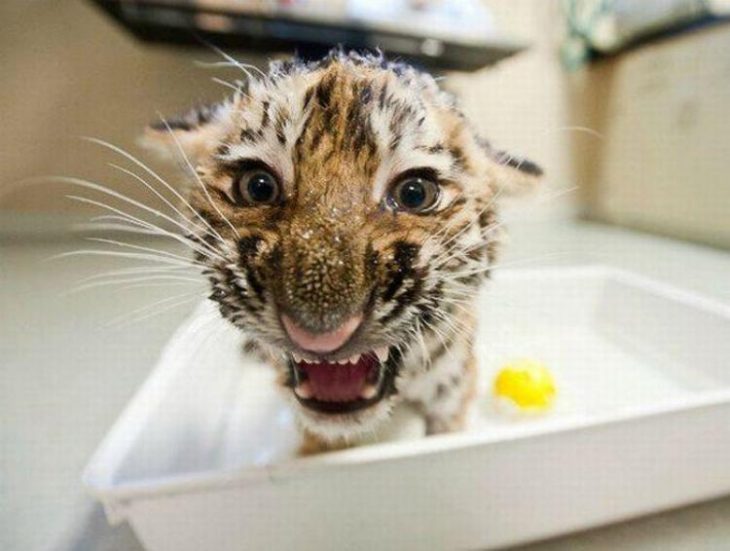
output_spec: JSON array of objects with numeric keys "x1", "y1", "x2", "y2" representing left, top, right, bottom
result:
[
  {"x1": 375, "y1": 347, "x2": 389, "y2": 363},
  {"x1": 294, "y1": 381, "x2": 313, "y2": 399},
  {"x1": 361, "y1": 384, "x2": 378, "y2": 399},
  {"x1": 337, "y1": 358, "x2": 349, "y2": 365},
  {"x1": 292, "y1": 353, "x2": 302, "y2": 363},
  {"x1": 349, "y1": 354, "x2": 361, "y2": 364}
]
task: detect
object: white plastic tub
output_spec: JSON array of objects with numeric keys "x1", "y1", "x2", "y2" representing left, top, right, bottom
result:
[{"x1": 83, "y1": 266, "x2": 730, "y2": 550}]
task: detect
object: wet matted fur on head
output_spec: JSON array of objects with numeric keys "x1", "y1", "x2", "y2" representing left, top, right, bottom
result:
[{"x1": 143, "y1": 49, "x2": 542, "y2": 452}]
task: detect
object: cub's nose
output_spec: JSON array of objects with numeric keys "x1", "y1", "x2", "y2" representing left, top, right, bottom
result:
[
  {"x1": 282, "y1": 313, "x2": 363, "y2": 353},
  {"x1": 278, "y1": 218, "x2": 368, "y2": 338}
]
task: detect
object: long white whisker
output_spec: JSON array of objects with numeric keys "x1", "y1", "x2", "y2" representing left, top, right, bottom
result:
[
  {"x1": 51, "y1": 249, "x2": 198, "y2": 268},
  {"x1": 74, "y1": 220, "x2": 164, "y2": 237},
  {"x1": 444, "y1": 251, "x2": 574, "y2": 280},
  {"x1": 425, "y1": 185, "x2": 508, "y2": 267},
  {"x1": 429, "y1": 309, "x2": 472, "y2": 341},
  {"x1": 105, "y1": 293, "x2": 201, "y2": 329},
  {"x1": 65, "y1": 274, "x2": 203, "y2": 295},
  {"x1": 113, "y1": 295, "x2": 202, "y2": 328},
  {"x1": 116, "y1": 281, "x2": 204, "y2": 292},
  {"x1": 107, "y1": 163, "x2": 209, "y2": 234},
  {"x1": 77, "y1": 265, "x2": 195, "y2": 284},
  {"x1": 66, "y1": 195, "x2": 224, "y2": 261},
  {"x1": 433, "y1": 185, "x2": 578, "y2": 269},
  {"x1": 30, "y1": 174, "x2": 226, "y2": 261},
  {"x1": 156, "y1": 114, "x2": 241, "y2": 239},
  {"x1": 413, "y1": 320, "x2": 431, "y2": 367},
  {"x1": 88, "y1": 214, "x2": 176, "y2": 235},
  {"x1": 541, "y1": 125, "x2": 604, "y2": 140},
  {"x1": 201, "y1": 45, "x2": 268, "y2": 79},
  {"x1": 82, "y1": 136, "x2": 230, "y2": 249},
  {"x1": 85, "y1": 237, "x2": 205, "y2": 266},
  {"x1": 211, "y1": 77, "x2": 245, "y2": 93}
]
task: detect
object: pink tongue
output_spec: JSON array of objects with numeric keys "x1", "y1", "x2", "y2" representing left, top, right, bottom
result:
[{"x1": 300, "y1": 357, "x2": 375, "y2": 402}]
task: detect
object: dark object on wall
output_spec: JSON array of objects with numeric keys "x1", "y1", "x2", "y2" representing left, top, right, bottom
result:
[{"x1": 90, "y1": 0, "x2": 526, "y2": 71}]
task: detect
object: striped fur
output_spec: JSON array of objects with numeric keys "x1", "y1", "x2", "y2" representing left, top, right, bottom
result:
[{"x1": 144, "y1": 50, "x2": 541, "y2": 448}]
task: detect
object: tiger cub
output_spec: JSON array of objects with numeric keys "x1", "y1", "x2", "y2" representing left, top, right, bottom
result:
[{"x1": 143, "y1": 50, "x2": 541, "y2": 453}]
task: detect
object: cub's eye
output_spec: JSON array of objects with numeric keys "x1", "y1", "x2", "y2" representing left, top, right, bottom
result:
[
  {"x1": 389, "y1": 175, "x2": 440, "y2": 213},
  {"x1": 234, "y1": 170, "x2": 280, "y2": 206}
]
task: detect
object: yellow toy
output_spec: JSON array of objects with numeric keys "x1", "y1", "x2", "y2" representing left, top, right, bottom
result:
[{"x1": 493, "y1": 359, "x2": 556, "y2": 411}]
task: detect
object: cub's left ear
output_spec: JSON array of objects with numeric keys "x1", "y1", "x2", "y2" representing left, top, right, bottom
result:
[
  {"x1": 480, "y1": 139, "x2": 544, "y2": 196},
  {"x1": 140, "y1": 102, "x2": 233, "y2": 166}
]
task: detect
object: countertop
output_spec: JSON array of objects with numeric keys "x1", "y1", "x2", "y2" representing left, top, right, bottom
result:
[{"x1": 2, "y1": 217, "x2": 730, "y2": 551}]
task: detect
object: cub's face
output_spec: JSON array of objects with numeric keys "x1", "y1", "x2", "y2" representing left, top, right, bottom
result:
[{"x1": 145, "y1": 52, "x2": 540, "y2": 441}]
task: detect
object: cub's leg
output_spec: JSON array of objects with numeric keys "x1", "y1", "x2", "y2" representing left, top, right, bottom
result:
[
  {"x1": 421, "y1": 351, "x2": 477, "y2": 435},
  {"x1": 298, "y1": 430, "x2": 350, "y2": 456},
  {"x1": 400, "y1": 319, "x2": 478, "y2": 436},
  {"x1": 401, "y1": 307, "x2": 479, "y2": 435}
]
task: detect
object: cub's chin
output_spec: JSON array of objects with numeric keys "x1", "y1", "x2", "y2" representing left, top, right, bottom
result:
[{"x1": 283, "y1": 346, "x2": 401, "y2": 442}]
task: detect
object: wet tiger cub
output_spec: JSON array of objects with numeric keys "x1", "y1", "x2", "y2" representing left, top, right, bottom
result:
[{"x1": 143, "y1": 50, "x2": 542, "y2": 452}]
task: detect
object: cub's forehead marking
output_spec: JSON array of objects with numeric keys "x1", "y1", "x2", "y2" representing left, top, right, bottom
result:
[
  {"x1": 363, "y1": 81, "x2": 470, "y2": 202},
  {"x1": 215, "y1": 74, "x2": 317, "y2": 186},
  {"x1": 209, "y1": 59, "x2": 472, "y2": 208}
]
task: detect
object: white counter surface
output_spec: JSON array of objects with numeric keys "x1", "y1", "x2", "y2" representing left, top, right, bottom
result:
[{"x1": 2, "y1": 218, "x2": 730, "y2": 551}]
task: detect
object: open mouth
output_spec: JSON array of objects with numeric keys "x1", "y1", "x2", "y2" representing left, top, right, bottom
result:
[{"x1": 288, "y1": 347, "x2": 396, "y2": 414}]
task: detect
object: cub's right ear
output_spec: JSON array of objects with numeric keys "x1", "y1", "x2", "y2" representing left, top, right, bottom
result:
[
  {"x1": 140, "y1": 102, "x2": 233, "y2": 166},
  {"x1": 477, "y1": 137, "x2": 543, "y2": 197},
  {"x1": 487, "y1": 149, "x2": 543, "y2": 197}
]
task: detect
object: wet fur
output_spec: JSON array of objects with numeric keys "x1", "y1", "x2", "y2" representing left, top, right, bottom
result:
[{"x1": 144, "y1": 50, "x2": 541, "y2": 451}]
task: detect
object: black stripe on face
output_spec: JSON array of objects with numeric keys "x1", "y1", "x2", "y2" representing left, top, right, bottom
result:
[
  {"x1": 360, "y1": 84, "x2": 373, "y2": 104},
  {"x1": 245, "y1": 271, "x2": 265, "y2": 300},
  {"x1": 378, "y1": 240, "x2": 426, "y2": 325},
  {"x1": 274, "y1": 106, "x2": 288, "y2": 146},
  {"x1": 276, "y1": 128, "x2": 286, "y2": 146},
  {"x1": 237, "y1": 235, "x2": 267, "y2": 301},
  {"x1": 260, "y1": 101, "x2": 271, "y2": 129},
  {"x1": 303, "y1": 86, "x2": 315, "y2": 110},
  {"x1": 209, "y1": 266, "x2": 263, "y2": 322},
  {"x1": 383, "y1": 241, "x2": 420, "y2": 302},
  {"x1": 449, "y1": 145, "x2": 468, "y2": 172},
  {"x1": 308, "y1": 126, "x2": 323, "y2": 152},
  {"x1": 378, "y1": 85, "x2": 389, "y2": 109},
  {"x1": 240, "y1": 128, "x2": 257, "y2": 143},
  {"x1": 380, "y1": 276, "x2": 424, "y2": 324},
  {"x1": 342, "y1": 87, "x2": 377, "y2": 155},
  {"x1": 237, "y1": 235, "x2": 262, "y2": 259},
  {"x1": 387, "y1": 104, "x2": 416, "y2": 152},
  {"x1": 315, "y1": 75, "x2": 335, "y2": 109},
  {"x1": 478, "y1": 209, "x2": 496, "y2": 230},
  {"x1": 188, "y1": 230, "x2": 218, "y2": 265},
  {"x1": 416, "y1": 281, "x2": 443, "y2": 328}
]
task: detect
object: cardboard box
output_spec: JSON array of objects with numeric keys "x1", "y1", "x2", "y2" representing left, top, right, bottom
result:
[{"x1": 569, "y1": 23, "x2": 730, "y2": 249}]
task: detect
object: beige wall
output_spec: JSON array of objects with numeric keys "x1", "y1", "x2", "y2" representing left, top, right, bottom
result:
[
  {"x1": 451, "y1": 0, "x2": 573, "y2": 193},
  {"x1": 568, "y1": 23, "x2": 730, "y2": 249},
  {"x1": 0, "y1": 0, "x2": 248, "y2": 223},
  {"x1": 0, "y1": 0, "x2": 571, "y2": 233}
]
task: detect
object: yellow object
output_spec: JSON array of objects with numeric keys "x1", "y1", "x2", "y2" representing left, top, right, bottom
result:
[{"x1": 493, "y1": 359, "x2": 556, "y2": 410}]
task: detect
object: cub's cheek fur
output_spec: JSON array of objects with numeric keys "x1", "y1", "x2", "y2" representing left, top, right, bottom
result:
[{"x1": 139, "y1": 49, "x2": 543, "y2": 451}]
